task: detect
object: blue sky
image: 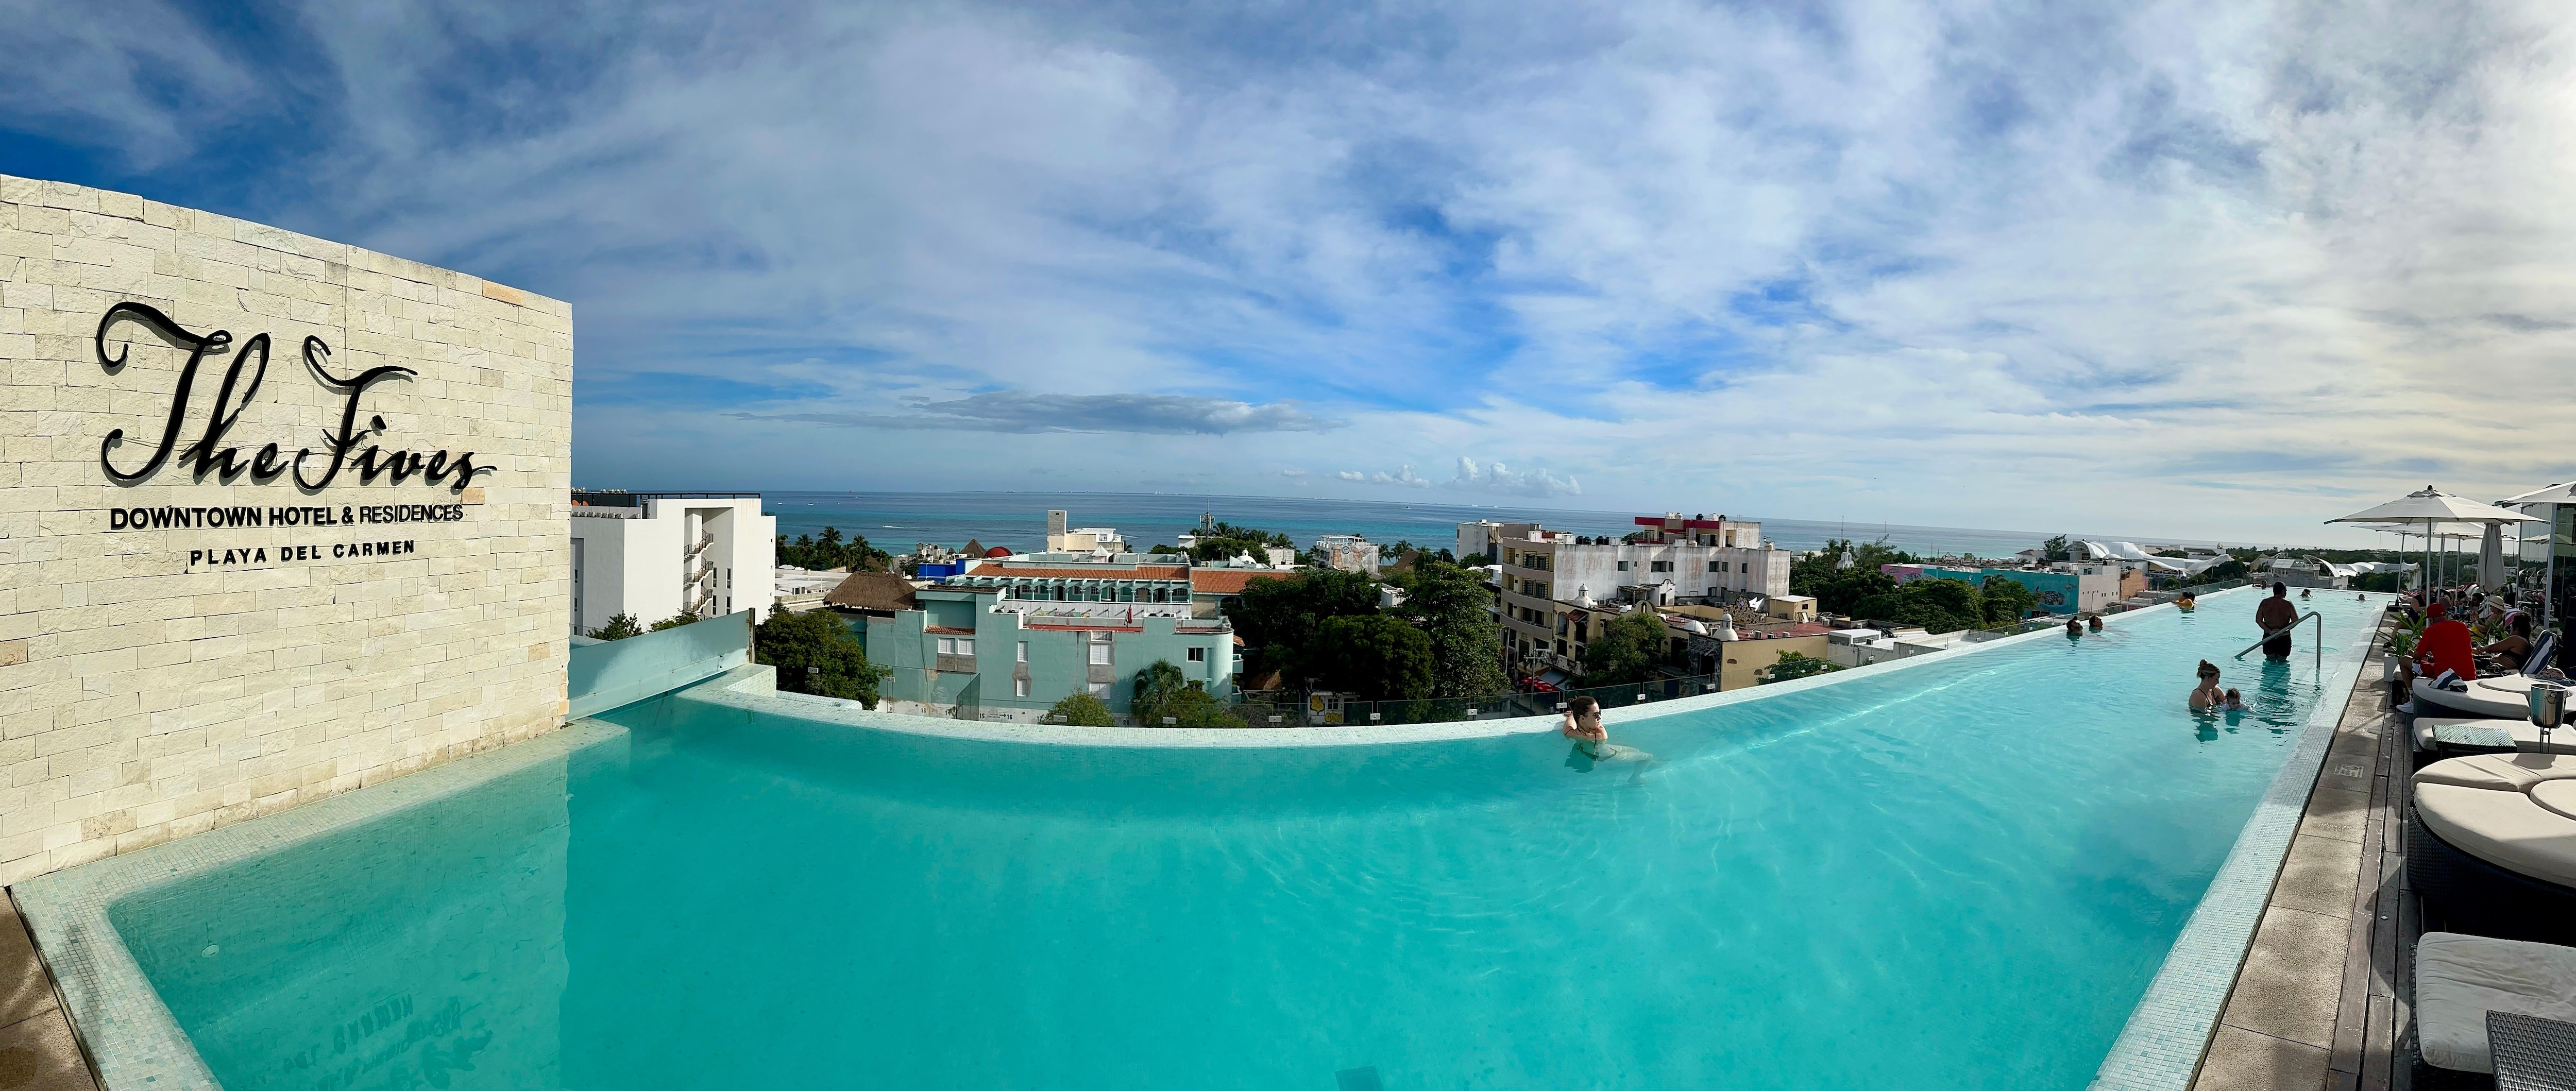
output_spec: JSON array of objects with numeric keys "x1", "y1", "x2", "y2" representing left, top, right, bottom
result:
[{"x1": 7, "y1": 0, "x2": 2573, "y2": 545}]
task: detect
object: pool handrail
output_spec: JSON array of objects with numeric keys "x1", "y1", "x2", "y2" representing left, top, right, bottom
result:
[{"x1": 2231, "y1": 609, "x2": 2324, "y2": 667}]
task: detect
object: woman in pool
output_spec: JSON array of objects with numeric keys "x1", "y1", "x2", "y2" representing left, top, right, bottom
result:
[
  {"x1": 2065, "y1": 616, "x2": 2083, "y2": 636},
  {"x1": 2177, "y1": 592, "x2": 2197, "y2": 612},
  {"x1": 1561, "y1": 695, "x2": 1608, "y2": 755},
  {"x1": 2190, "y1": 660, "x2": 2242, "y2": 711},
  {"x1": 2087, "y1": 615, "x2": 2104, "y2": 632}
]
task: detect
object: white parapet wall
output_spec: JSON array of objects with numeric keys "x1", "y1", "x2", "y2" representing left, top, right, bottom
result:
[{"x1": 0, "y1": 175, "x2": 574, "y2": 883}]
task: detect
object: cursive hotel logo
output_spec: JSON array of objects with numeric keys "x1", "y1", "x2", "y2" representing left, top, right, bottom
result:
[{"x1": 93, "y1": 302, "x2": 493, "y2": 493}]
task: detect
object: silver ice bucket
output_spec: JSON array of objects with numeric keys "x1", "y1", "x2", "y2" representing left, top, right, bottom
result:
[{"x1": 2532, "y1": 680, "x2": 2569, "y2": 730}]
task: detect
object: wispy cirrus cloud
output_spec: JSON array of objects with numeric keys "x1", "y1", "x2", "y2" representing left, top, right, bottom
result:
[{"x1": 734, "y1": 391, "x2": 1343, "y2": 435}]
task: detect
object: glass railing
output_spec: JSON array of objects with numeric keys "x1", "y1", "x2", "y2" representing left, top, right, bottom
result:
[{"x1": 566, "y1": 610, "x2": 754, "y2": 718}]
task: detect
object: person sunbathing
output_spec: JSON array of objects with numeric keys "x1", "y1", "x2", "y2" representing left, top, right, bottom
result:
[{"x1": 2479, "y1": 613, "x2": 2535, "y2": 673}]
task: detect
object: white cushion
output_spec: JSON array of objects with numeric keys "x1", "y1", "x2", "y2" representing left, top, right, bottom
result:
[
  {"x1": 2415, "y1": 932, "x2": 2576, "y2": 1073},
  {"x1": 2476, "y1": 674, "x2": 2549, "y2": 698},
  {"x1": 2416, "y1": 678, "x2": 2531, "y2": 719},
  {"x1": 2416, "y1": 753, "x2": 2576, "y2": 792},
  {"x1": 2414, "y1": 781, "x2": 2576, "y2": 889},
  {"x1": 2536, "y1": 780, "x2": 2576, "y2": 822}
]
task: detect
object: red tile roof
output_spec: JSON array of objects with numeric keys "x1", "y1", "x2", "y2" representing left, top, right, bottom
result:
[{"x1": 1190, "y1": 569, "x2": 1286, "y2": 594}]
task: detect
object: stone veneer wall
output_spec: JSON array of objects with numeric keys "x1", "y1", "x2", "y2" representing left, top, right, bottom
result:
[{"x1": 0, "y1": 175, "x2": 572, "y2": 884}]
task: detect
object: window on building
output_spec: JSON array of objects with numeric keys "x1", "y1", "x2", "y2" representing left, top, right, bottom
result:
[
  {"x1": 1088, "y1": 681, "x2": 1110, "y2": 698},
  {"x1": 956, "y1": 638, "x2": 973, "y2": 657},
  {"x1": 1016, "y1": 641, "x2": 1028, "y2": 662},
  {"x1": 1707, "y1": 560, "x2": 1719, "y2": 573},
  {"x1": 1090, "y1": 642, "x2": 1112, "y2": 666},
  {"x1": 1015, "y1": 677, "x2": 1030, "y2": 697},
  {"x1": 937, "y1": 637, "x2": 955, "y2": 655},
  {"x1": 1188, "y1": 647, "x2": 1206, "y2": 662},
  {"x1": 1616, "y1": 560, "x2": 1629, "y2": 571}
]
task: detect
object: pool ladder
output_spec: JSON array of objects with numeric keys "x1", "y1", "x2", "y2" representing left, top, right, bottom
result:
[{"x1": 2232, "y1": 609, "x2": 2324, "y2": 668}]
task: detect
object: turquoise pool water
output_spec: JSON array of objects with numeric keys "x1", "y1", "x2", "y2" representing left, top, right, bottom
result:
[{"x1": 103, "y1": 590, "x2": 2383, "y2": 1090}]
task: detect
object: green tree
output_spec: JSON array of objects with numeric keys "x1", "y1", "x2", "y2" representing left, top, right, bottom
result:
[
  {"x1": 1580, "y1": 610, "x2": 1667, "y2": 686},
  {"x1": 1311, "y1": 615, "x2": 1435, "y2": 700},
  {"x1": 1131, "y1": 660, "x2": 1187, "y2": 711},
  {"x1": 1766, "y1": 650, "x2": 1843, "y2": 684},
  {"x1": 1224, "y1": 569, "x2": 1381, "y2": 678},
  {"x1": 586, "y1": 613, "x2": 641, "y2": 641},
  {"x1": 1385, "y1": 558, "x2": 1510, "y2": 698},
  {"x1": 2203, "y1": 558, "x2": 2250, "y2": 583},
  {"x1": 1789, "y1": 537, "x2": 1921, "y2": 615},
  {"x1": 1808, "y1": 569, "x2": 1899, "y2": 617},
  {"x1": 1979, "y1": 576, "x2": 2039, "y2": 625},
  {"x1": 754, "y1": 609, "x2": 890, "y2": 707},
  {"x1": 1048, "y1": 692, "x2": 1116, "y2": 726},
  {"x1": 2041, "y1": 535, "x2": 2073, "y2": 562},
  {"x1": 649, "y1": 612, "x2": 702, "y2": 632},
  {"x1": 1852, "y1": 577, "x2": 1986, "y2": 634},
  {"x1": 775, "y1": 526, "x2": 895, "y2": 572},
  {"x1": 1131, "y1": 660, "x2": 1246, "y2": 728}
]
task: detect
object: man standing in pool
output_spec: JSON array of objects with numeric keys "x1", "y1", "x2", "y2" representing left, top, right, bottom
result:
[{"x1": 2256, "y1": 583, "x2": 2299, "y2": 660}]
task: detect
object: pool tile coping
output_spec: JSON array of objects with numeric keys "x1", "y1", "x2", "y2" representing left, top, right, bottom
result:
[
  {"x1": 2088, "y1": 605, "x2": 2385, "y2": 1090},
  {"x1": 8, "y1": 721, "x2": 628, "y2": 1091}
]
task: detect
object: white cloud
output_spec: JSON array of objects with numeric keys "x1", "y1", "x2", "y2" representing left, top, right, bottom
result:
[
  {"x1": 740, "y1": 391, "x2": 1342, "y2": 434},
  {"x1": 18, "y1": 0, "x2": 2576, "y2": 543},
  {"x1": 1452, "y1": 456, "x2": 1582, "y2": 498}
]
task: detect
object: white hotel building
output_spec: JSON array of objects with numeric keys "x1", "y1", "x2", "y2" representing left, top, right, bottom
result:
[
  {"x1": 1460, "y1": 514, "x2": 1793, "y2": 676},
  {"x1": 568, "y1": 491, "x2": 776, "y2": 635}
]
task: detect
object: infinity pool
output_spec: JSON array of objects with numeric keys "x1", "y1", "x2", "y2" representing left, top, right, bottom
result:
[{"x1": 80, "y1": 590, "x2": 2382, "y2": 1090}]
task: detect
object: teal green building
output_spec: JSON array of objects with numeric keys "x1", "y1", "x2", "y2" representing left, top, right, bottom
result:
[{"x1": 865, "y1": 585, "x2": 1242, "y2": 723}]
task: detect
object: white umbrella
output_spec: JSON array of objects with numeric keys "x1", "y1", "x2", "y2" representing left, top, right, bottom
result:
[
  {"x1": 2327, "y1": 486, "x2": 2543, "y2": 594},
  {"x1": 2496, "y1": 482, "x2": 2576, "y2": 506},
  {"x1": 2481, "y1": 523, "x2": 2506, "y2": 588},
  {"x1": 2497, "y1": 482, "x2": 2576, "y2": 625}
]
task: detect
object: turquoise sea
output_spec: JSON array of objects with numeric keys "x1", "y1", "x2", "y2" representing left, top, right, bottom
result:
[{"x1": 759, "y1": 491, "x2": 2204, "y2": 560}]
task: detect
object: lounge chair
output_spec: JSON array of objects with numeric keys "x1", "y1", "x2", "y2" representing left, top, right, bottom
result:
[
  {"x1": 2415, "y1": 932, "x2": 2576, "y2": 1077},
  {"x1": 2408, "y1": 753, "x2": 2576, "y2": 943},
  {"x1": 2413, "y1": 673, "x2": 2551, "y2": 720}
]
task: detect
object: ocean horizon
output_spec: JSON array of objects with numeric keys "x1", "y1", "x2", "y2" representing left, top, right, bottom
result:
[{"x1": 728, "y1": 490, "x2": 2249, "y2": 561}]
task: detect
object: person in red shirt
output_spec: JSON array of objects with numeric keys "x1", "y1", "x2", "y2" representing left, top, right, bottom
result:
[{"x1": 2416, "y1": 601, "x2": 2478, "y2": 683}]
